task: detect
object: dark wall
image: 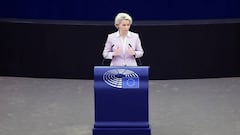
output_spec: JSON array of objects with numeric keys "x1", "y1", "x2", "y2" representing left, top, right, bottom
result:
[
  {"x1": 0, "y1": 0, "x2": 240, "y2": 20},
  {"x1": 0, "y1": 21, "x2": 240, "y2": 79}
]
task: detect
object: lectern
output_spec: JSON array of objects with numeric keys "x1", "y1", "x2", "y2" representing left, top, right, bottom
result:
[{"x1": 93, "y1": 66, "x2": 151, "y2": 135}]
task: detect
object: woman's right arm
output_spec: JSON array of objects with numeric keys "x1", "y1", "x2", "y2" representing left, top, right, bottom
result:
[{"x1": 102, "y1": 35, "x2": 114, "y2": 59}]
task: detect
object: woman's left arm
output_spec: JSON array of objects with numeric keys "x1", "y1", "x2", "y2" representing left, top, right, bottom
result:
[{"x1": 134, "y1": 34, "x2": 144, "y2": 58}]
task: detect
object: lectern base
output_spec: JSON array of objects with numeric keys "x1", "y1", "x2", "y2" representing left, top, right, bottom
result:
[{"x1": 93, "y1": 128, "x2": 151, "y2": 135}]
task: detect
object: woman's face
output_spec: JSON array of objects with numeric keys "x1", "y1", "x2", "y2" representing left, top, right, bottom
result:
[{"x1": 117, "y1": 19, "x2": 131, "y2": 32}]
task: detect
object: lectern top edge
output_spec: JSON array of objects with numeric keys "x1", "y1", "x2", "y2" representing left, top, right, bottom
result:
[{"x1": 94, "y1": 66, "x2": 150, "y2": 69}]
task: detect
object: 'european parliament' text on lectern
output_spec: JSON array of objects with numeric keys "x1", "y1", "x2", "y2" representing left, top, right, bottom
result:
[{"x1": 93, "y1": 66, "x2": 151, "y2": 135}]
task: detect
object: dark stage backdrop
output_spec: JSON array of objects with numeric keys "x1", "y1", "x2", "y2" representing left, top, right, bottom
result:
[
  {"x1": 0, "y1": 0, "x2": 240, "y2": 79},
  {"x1": 0, "y1": 0, "x2": 240, "y2": 20},
  {"x1": 0, "y1": 21, "x2": 239, "y2": 79}
]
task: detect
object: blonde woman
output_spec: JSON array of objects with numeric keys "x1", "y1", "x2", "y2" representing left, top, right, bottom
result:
[{"x1": 102, "y1": 13, "x2": 144, "y2": 66}]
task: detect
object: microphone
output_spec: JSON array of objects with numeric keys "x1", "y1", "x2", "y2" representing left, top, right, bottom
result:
[
  {"x1": 128, "y1": 44, "x2": 135, "y2": 56},
  {"x1": 128, "y1": 44, "x2": 142, "y2": 66},
  {"x1": 111, "y1": 44, "x2": 115, "y2": 57},
  {"x1": 128, "y1": 44, "x2": 132, "y2": 48}
]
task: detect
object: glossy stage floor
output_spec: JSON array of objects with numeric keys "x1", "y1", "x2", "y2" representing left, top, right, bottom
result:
[{"x1": 0, "y1": 76, "x2": 240, "y2": 135}]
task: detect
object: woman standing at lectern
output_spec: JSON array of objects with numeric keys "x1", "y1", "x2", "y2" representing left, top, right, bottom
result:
[{"x1": 102, "y1": 13, "x2": 144, "y2": 66}]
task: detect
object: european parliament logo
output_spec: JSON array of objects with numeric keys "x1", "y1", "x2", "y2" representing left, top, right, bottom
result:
[{"x1": 103, "y1": 69, "x2": 139, "y2": 89}]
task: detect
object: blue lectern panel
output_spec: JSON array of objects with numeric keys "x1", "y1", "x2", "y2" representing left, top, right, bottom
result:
[
  {"x1": 94, "y1": 66, "x2": 149, "y2": 122},
  {"x1": 94, "y1": 66, "x2": 148, "y2": 89},
  {"x1": 93, "y1": 66, "x2": 150, "y2": 135}
]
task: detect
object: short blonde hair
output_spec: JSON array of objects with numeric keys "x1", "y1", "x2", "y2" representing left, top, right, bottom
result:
[{"x1": 114, "y1": 13, "x2": 132, "y2": 28}]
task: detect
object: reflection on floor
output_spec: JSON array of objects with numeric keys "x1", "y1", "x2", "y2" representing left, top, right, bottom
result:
[{"x1": 0, "y1": 77, "x2": 240, "y2": 135}]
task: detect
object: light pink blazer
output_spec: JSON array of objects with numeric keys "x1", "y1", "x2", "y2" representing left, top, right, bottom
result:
[{"x1": 102, "y1": 31, "x2": 144, "y2": 66}]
